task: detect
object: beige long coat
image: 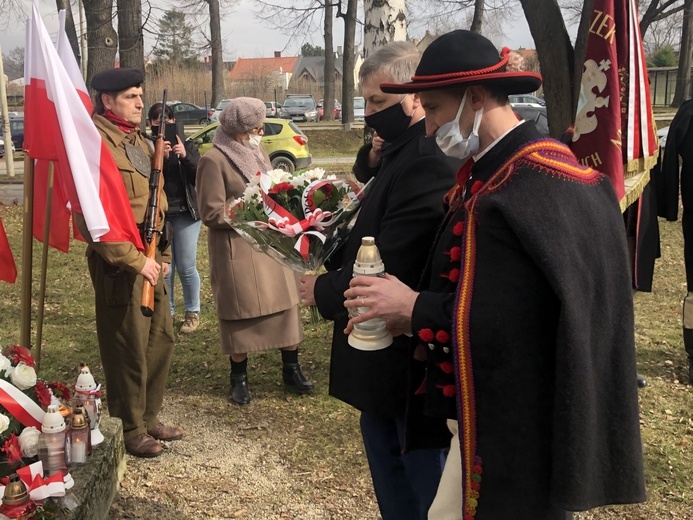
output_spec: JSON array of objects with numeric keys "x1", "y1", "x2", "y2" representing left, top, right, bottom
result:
[{"x1": 196, "y1": 145, "x2": 302, "y2": 353}]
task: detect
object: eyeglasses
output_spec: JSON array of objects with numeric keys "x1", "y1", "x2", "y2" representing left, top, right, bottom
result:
[{"x1": 249, "y1": 126, "x2": 264, "y2": 135}]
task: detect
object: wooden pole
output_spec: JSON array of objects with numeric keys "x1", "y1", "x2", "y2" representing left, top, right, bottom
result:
[
  {"x1": 20, "y1": 155, "x2": 34, "y2": 349},
  {"x1": 34, "y1": 162, "x2": 54, "y2": 371}
]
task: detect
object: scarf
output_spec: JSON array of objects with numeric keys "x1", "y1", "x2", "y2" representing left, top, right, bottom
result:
[
  {"x1": 104, "y1": 110, "x2": 138, "y2": 134},
  {"x1": 212, "y1": 126, "x2": 269, "y2": 182}
]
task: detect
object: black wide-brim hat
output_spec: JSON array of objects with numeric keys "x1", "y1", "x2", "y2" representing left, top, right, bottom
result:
[{"x1": 381, "y1": 30, "x2": 542, "y2": 95}]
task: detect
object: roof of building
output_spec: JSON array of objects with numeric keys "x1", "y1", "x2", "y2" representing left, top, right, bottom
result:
[{"x1": 228, "y1": 56, "x2": 299, "y2": 80}]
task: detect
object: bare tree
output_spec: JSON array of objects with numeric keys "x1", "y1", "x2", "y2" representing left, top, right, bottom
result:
[
  {"x1": 470, "y1": 0, "x2": 485, "y2": 32},
  {"x1": 363, "y1": 0, "x2": 407, "y2": 56},
  {"x1": 673, "y1": 0, "x2": 693, "y2": 106},
  {"x1": 324, "y1": 1, "x2": 336, "y2": 121},
  {"x1": 338, "y1": 0, "x2": 358, "y2": 125},
  {"x1": 640, "y1": 0, "x2": 686, "y2": 36},
  {"x1": 117, "y1": 0, "x2": 145, "y2": 71},
  {"x1": 205, "y1": 0, "x2": 225, "y2": 105},
  {"x1": 84, "y1": 0, "x2": 118, "y2": 86},
  {"x1": 2, "y1": 47, "x2": 24, "y2": 81}
]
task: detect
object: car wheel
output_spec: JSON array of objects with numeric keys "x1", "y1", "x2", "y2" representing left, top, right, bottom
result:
[
  {"x1": 199, "y1": 118, "x2": 210, "y2": 125},
  {"x1": 271, "y1": 155, "x2": 295, "y2": 174}
]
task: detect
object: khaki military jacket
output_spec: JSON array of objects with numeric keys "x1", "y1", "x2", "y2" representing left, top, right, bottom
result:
[{"x1": 75, "y1": 115, "x2": 170, "y2": 273}]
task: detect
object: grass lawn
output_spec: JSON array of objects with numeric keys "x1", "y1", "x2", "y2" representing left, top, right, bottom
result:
[{"x1": 0, "y1": 179, "x2": 692, "y2": 517}]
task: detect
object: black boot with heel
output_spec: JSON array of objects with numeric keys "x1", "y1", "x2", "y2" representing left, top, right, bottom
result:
[
  {"x1": 281, "y1": 349, "x2": 314, "y2": 393},
  {"x1": 229, "y1": 358, "x2": 251, "y2": 405}
]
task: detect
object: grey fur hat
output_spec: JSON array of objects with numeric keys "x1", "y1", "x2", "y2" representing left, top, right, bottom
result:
[{"x1": 219, "y1": 97, "x2": 265, "y2": 136}]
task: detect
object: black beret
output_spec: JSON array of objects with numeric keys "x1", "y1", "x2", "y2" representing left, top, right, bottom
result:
[{"x1": 91, "y1": 67, "x2": 144, "y2": 92}]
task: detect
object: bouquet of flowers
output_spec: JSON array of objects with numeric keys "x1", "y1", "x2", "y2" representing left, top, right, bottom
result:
[
  {"x1": 224, "y1": 168, "x2": 370, "y2": 272},
  {"x1": 0, "y1": 345, "x2": 70, "y2": 478}
]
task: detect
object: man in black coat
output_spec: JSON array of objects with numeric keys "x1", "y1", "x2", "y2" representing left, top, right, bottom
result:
[
  {"x1": 345, "y1": 30, "x2": 645, "y2": 520},
  {"x1": 657, "y1": 98, "x2": 693, "y2": 383},
  {"x1": 300, "y1": 41, "x2": 456, "y2": 520}
]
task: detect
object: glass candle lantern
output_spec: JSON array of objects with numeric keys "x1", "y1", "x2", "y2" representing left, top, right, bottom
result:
[
  {"x1": 69, "y1": 408, "x2": 89, "y2": 464},
  {"x1": 0, "y1": 473, "x2": 37, "y2": 519},
  {"x1": 37, "y1": 405, "x2": 69, "y2": 477},
  {"x1": 73, "y1": 366, "x2": 104, "y2": 446},
  {"x1": 347, "y1": 236, "x2": 393, "y2": 351}
]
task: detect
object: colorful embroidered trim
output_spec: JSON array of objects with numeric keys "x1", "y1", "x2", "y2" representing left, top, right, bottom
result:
[{"x1": 451, "y1": 209, "x2": 482, "y2": 519}]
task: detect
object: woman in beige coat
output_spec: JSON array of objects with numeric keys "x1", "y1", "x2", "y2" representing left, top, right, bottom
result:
[{"x1": 196, "y1": 97, "x2": 313, "y2": 404}]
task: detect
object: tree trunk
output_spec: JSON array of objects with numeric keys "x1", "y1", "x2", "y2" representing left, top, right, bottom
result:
[
  {"x1": 363, "y1": 0, "x2": 407, "y2": 57},
  {"x1": 519, "y1": 0, "x2": 574, "y2": 138},
  {"x1": 83, "y1": 0, "x2": 118, "y2": 87},
  {"x1": 116, "y1": 0, "x2": 143, "y2": 71},
  {"x1": 208, "y1": 0, "x2": 224, "y2": 107},
  {"x1": 340, "y1": 0, "x2": 357, "y2": 125},
  {"x1": 673, "y1": 0, "x2": 693, "y2": 107},
  {"x1": 56, "y1": 0, "x2": 81, "y2": 64},
  {"x1": 470, "y1": 0, "x2": 484, "y2": 33},
  {"x1": 324, "y1": 1, "x2": 335, "y2": 121}
]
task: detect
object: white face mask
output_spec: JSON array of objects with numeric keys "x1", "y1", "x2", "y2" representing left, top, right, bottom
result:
[
  {"x1": 243, "y1": 133, "x2": 262, "y2": 149},
  {"x1": 435, "y1": 91, "x2": 483, "y2": 160}
]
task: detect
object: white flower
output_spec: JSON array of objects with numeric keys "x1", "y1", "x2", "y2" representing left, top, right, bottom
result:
[
  {"x1": 0, "y1": 414, "x2": 10, "y2": 436},
  {"x1": 248, "y1": 171, "x2": 262, "y2": 186},
  {"x1": 0, "y1": 355, "x2": 12, "y2": 376},
  {"x1": 18, "y1": 426, "x2": 40, "y2": 458},
  {"x1": 10, "y1": 362, "x2": 37, "y2": 390},
  {"x1": 267, "y1": 169, "x2": 291, "y2": 185},
  {"x1": 243, "y1": 184, "x2": 261, "y2": 202},
  {"x1": 304, "y1": 168, "x2": 326, "y2": 181}
]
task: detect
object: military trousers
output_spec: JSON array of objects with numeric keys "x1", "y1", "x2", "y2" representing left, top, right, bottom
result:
[{"x1": 88, "y1": 251, "x2": 175, "y2": 441}]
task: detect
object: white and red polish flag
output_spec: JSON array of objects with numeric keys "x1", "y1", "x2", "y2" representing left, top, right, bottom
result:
[{"x1": 24, "y1": 1, "x2": 143, "y2": 250}]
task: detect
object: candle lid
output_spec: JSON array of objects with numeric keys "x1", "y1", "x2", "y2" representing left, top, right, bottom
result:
[
  {"x1": 2, "y1": 474, "x2": 28, "y2": 506},
  {"x1": 70, "y1": 409, "x2": 88, "y2": 430},
  {"x1": 75, "y1": 365, "x2": 96, "y2": 392},
  {"x1": 41, "y1": 405, "x2": 66, "y2": 433}
]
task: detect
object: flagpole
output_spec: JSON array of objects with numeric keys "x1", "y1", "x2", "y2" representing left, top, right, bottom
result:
[
  {"x1": 34, "y1": 161, "x2": 54, "y2": 371},
  {"x1": 20, "y1": 154, "x2": 34, "y2": 349}
]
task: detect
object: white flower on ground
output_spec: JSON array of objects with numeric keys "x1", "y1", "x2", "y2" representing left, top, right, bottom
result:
[
  {"x1": 0, "y1": 414, "x2": 9, "y2": 436},
  {"x1": 0, "y1": 355, "x2": 12, "y2": 376},
  {"x1": 10, "y1": 362, "x2": 37, "y2": 390},
  {"x1": 18, "y1": 426, "x2": 40, "y2": 457}
]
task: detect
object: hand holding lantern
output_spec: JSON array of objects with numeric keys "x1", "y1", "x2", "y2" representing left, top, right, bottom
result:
[{"x1": 347, "y1": 237, "x2": 393, "y2": 351}]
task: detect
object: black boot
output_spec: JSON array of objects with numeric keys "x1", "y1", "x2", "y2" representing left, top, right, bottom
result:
[
  {"x1": 229, "y1": 373, "x2": 250, "y2": 404},
  {"x1": 282, "y1": 363, "x2": 314, "y2": 393}
]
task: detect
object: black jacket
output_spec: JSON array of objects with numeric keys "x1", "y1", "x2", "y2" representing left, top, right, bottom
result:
[
  {"x1": 163, "y1": 138, "x2": 201, "y2": 220},
  {"x1": 313, "y1": 119, "x2": 456, "y2": 419}
]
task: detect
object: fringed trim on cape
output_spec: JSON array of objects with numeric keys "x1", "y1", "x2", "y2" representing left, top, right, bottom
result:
[{"x1": 452, "y1": 210, "x2": 482, "y2": 519}]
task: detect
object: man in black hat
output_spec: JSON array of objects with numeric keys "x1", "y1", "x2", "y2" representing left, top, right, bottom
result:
[
  {"x1": 344, "y1": 30, "x2": 646, "y2": 519},
  {"x1": 75, "y1": 67, "x2": 182, "y2": 458}
]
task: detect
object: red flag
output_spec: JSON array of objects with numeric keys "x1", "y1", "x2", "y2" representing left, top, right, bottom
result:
[
  {"x1": 0, "y1": 218, "x2": 17, "y2": 284},
  {"x1": 570, "y1": 0, "x2": 657, "y2": 211},
  {"x1": 24, "y1": 1, "x2": 143, "y2": 250}
]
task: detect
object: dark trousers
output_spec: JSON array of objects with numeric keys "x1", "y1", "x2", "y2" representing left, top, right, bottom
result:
[
  {"x1": 360, "y1": 412, "x2": 448, "y2": 520},
  {"x1": 88, "y1": 252, "x2": 175, "y2": 440}
]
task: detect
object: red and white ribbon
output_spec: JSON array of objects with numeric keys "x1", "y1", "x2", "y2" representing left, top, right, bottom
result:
[
  {"x1": 0, "y1": 380, "x2": 44, "y2": 429},
  {"x1": 0, "y1": 461, "x2": 67, "y2": 501}
]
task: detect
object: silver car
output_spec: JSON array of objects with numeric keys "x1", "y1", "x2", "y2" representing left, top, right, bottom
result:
[{"x1": 210, "y1": 99, "x2": 233, "y2": 122}]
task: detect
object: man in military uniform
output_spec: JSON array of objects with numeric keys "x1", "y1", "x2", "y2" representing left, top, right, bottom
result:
[{"x1": 76, "y1": 68, "x2": 182, "y2": 458}]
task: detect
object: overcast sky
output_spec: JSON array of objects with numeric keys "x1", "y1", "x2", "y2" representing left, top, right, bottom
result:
[{"x1": 1, "y1": 0, "x2": 540, "y2": 63}]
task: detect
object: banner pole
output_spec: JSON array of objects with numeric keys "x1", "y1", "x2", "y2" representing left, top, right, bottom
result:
[
  {"x1": 34, "y1": 161, "x2": 54, "y2": 371},
  {"x1": 19, "y1": 154, "x2": 34, "y2": 349}
]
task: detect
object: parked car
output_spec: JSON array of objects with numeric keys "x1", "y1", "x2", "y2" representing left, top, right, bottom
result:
[
  {"x1": 0, "y1": 116, "x2": 24, "y2": 152},
  {"x1": 512, "y1": 106, "x2": 549, "y2": 136},
  {"x1": 317, "y1": 99, "x2": 341, "y2": 120},
  {"x1": 265, "y1": 101, "x2": 281, "y2": 118},
  {"x1": 168, "y1": 102, "x2": 213, "y2": 125},
  {"x1": 353, "y1": 96, "x2": 365, "y2": 120},
  {"x1": 509, "y1": 94, "x2": 545, "y2": 108},
  {"x1": 280, "y1": 95, "x2": 318, "y2": 123},
  {"x1": 190, "y1": 118, "x2": 312, "y2": 173},
  {"x1": 0, "y1": 137, "x2": 9, "y2": 158},
  {"x1": 210, "y1": 99, "x2": 233, "y2": 122},
  {"x1": 657, "y1": 125, "x2": 669, "y2": 149}
]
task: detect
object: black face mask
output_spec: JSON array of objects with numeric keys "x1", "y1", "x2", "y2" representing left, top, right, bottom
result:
[{"x1": 364, "y1": 100, "x2": 412, "y2": 142}]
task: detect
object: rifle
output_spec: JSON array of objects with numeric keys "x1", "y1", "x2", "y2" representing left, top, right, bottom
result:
[{"x1": 140, "y1": 89, "x2": 167, "y2": 317}]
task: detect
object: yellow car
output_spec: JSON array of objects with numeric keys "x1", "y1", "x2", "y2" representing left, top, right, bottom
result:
[{"x1": 189, "y1": 118, "x2": 312, "y2": 173}]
